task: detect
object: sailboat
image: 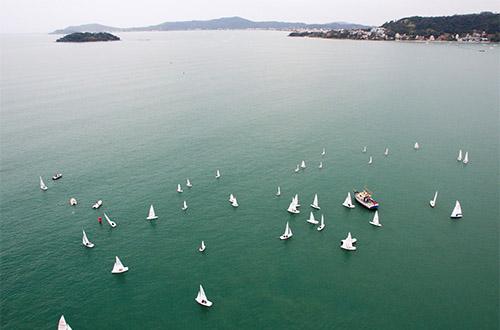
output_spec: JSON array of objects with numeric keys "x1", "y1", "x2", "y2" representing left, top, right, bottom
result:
[
  {"x1": 182, "y1": 200, "x2": 188, "y2": 211},
  {"x1": 186, "y1": 178, "x2": 193, "y2": 188},
  {"x1": 111, "y1": 256, "x2": 128, "y2": 274},
  {"x1": 463, "y1": 152, "x2": 469, "y2": 164},
  {"x1": 58, "y1": 315, "x2": 72, "y2": 330},
  {"x1": 429, "y1": 191, "x2": 438, "y2": 208},
  {"x1": 414, "y1": 142, "x2": 420, "y2": 150},
  {"x1": 39, "y1": 176, "x2": 48, "y2": 191},
  {"x1": 147, "y1": 205, "x2": 158, "y2": 220},
  {"x1": 362, "y1": 146, "x2": 367, "y2": 153},
  {"x1": 300, "y1": 160, "x2": 306, "y2": 169},
  {"x1": 195, "y1": 284, "x2": 213, "y2": 307},
  {"x1": 369, "y1": 210, "x2": 382, "y2": 227},
  {"x1": 384, "y1": 148, "x2": 389, "y2": 156},
  {"x1": 198, "y1": 241, "x2": 206, "y2": 252},
  {"x1": 368, "y1": 156, "x2": 373, "y2": 165},
  {"x1": 69, "y1": 198, "x2": 77, "y2": 206},
  {"x1": 450, "y1": 200, "x2": 462, "y2": 218},
  {"x1": 92, "y1": 200, "x2": 103, "y2": 209},
  {"x1": 279, "y1": 222, "x2": 293, "y2": 240},
  {"x1": 294, "y1": 164, "x2": 300, "y2": 173},
  {"x1": 104, "y1": 213, "x2": 117, "y2": 227},
  {"x1": 276, "y1": 186, "x2": 281, "y2": 196},
  {"x1": 317, "y1": 215, "x2": 325, "y2": 231},
  {"x1": 231, "y1": 196, "x2": 239, "y2": 207},
  {"x1": 342, "y1": 192, "x2": 355, "y2": 208},
  {"x1": 457, "y1": 149, "x2": 463, "y2": 161},
  {"x1": 82, "y1": 229, "x2": 95, "y2": 248},
  {"x1": 177, "y1": 184, "x2": 183, "y2": 193},
  {"x1": 310, "y1": 194, "x2": 320, "y2": 210},
  {"x1": 321, "y1": 148, "x2": 326, "y2": 156},
  {"x1": 306, "y1": 211, "x2": 319, "y2": 224},
  {"x1": 340, "y1": 232, "x2": 357, "y2": 251},
  {"x1": 229, "y1": 194, "x2": 235, "y2": 203},
  {"x1": 215, "y1": 169, "x2": 221, "y2": 179},
  {"x1": 287, "y1": 197, "x2": 299, "y2": 214},
  {"x1": 318, "y1": 161, "x2": 323, "y2": 169}
]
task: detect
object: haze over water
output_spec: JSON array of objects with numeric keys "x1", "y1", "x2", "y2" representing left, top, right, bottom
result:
[{"x1": 1, "y1": 31, "x2": 498, "y2": 329}]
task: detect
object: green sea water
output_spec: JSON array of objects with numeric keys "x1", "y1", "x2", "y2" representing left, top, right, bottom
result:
[{"x1": 0, "y1": 31, "x2": 498, "y2": 329}]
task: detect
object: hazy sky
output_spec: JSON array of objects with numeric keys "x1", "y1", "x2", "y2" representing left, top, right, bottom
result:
[{"x1": 1, "y1": 0, "x2": 499, "y2": 33}]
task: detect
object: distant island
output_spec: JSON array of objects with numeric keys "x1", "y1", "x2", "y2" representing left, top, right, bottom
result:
[
  {"x1": 51, "y1": 16, "x2": 370, "y2": 34},
  {"x1": 56, "y1": 32, "x2": 120, "y2": 43},
  {"x1": 289, "y1": 12, "x2": 500, "y2": 42}
]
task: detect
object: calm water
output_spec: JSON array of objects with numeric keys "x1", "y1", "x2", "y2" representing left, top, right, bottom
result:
[{"x1": 1, "y1": 31, "x2": 498, "y2": 329}]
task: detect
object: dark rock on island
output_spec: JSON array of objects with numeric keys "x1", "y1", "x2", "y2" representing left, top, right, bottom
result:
[{"x1": 56, "y1": 32, "x2": 120, "y2": 42}]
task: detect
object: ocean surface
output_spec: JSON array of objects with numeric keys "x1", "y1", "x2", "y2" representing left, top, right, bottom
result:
[{"x1": 0, "y1": 31, "x2": 498, "y2": 329}]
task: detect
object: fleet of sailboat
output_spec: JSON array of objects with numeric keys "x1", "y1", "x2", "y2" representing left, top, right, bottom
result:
[
  {"x1": 342, "y1": 192, "x2": 355, "y2": 208},
  {"x1": 82, "y1": 229, "x2": 94, "y2": 248},
  {"x1": 450, "y1": 201, "x2": 462, "y2": 218},
  {"x1": 111, "y1": 256, "x2": 128, "y2": 274},
  {"x1": 147, "y1": 205, "x2": 158, "y2": 220},
  {"x1": 369, "y1": 210, "x2": 382, "y2": 227},
  {"x1": 429, "y1": 191, "x2": 438, "y2": 208},
  {"x1": 195, "y1": 285, "x2": 212, "y2": 307},
  {"x1": 104, "y1": 213, "x2": 117, "y2": 227},
  {"x1": 280, "y1": 222, "x2": 293, "y2": 240},
  {"x1": 39, "y1": 176, "x2": 47, "y2": 191},
  {"x1": 310, "y1": 194, "x2": 320, "y2": 210}
]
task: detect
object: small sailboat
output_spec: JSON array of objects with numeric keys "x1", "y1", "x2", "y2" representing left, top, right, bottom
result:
[
  {"x1": 369, "y1": 210, "x2": 382, "y2": 227},
  {"x1": 317, "y1": 215, "x2": 325, "y2": 231},
  {"x1": 457, "y1": 149, "x2": 463, "y2": 161},
  {"x1": 231, "y1": 196, "x2": 239, "y2": 207},
  {"x1": 321, "y1": 148, "x2": 326, "y2": 156},
  {"x1": 58, "y1": 315, "x2": 72, "y2": 330},
  {"x1": 177, "y1": 184, "x2": 183, "y2": 193},
  {"x1": 39, "y1": 176, "x2": 48, "y2": 191},
  {"x1": 310, "y1": 193, "x2": 320, "y2": 210},
  {"x1": 362, "y1": 146, "x2": 367, "y2": 153},
  {"x1": 368, "y1": 156, "x2": 373, "y2": 165},
  {"x1": 186, "y1": 178, "x2": 193, "y2": 188},
  {"x1": 287, "y1": 198, "x2": 300, "y2": 214},
  {"x1": 384, "y1": 148, "x2": 389, "y2": 156},
  {"x1": 82, "y1": 229, "x2": 94, "y2": 248},
  {"x1": 414, "y1": 142, "x2": 420, "y2": 150},
  {"x1": 111, "y1": 256, "x2": 128, "y2": 274},
  {"x1": 104, "y1": 213, "x2": 117, "y2": 227},
  {"x1": 92, "y1": 200, "x2": 103, "y2": 209},
  {"x1": 300, "y1": 160, "x2": 306, "y2": 169},
  {"x1": 229, "y1": 194, "x2": 235, "y2": 203},
  {"x1": 182, "y1": 200, "x2": 188, "y2": 211},
  {"x1": 342, "y1": 192, "x2": 355, "y2": 209},
  {"x1": 69, "y1": 198, "x2": 77, "y2": 206},
  {"x1": 276, "y1": 186, "x2": 281, "y2": 196},
  {"x1": 195, "y1": 284, "x2": 213, "y2": 307},
  {"x1": 198, "y1": 240, "x2": 206, "y2": 252},
  {"x1": 306, "y1": 211, "x2": 319, "y2": 225},
  {"x1": 450, "y1": 200, "x2": 462, "y2": 218},
  {"x1": 340, "y1": 232, "x2": 357, "y2": 251},
  {"x1": 294, "y1": 164, "x2": 300, "y2": 173},
  {"x1": 280, "y1": 221, "x2": 293, "y2": 240},
  {"x1": 318, "y1": 161, "x2": 323, "y2": 169},
  {"x1": 463, "y1": 152, "x2": 469, "y2": 164},
  {"x1": 215, "y1": 169, "x2": 221, "y2": 179},
  {"x1": 429, "y1": 191, "x2": 438, "y2": 208},
  {"x1": 147, "y1": 204, "x2": 158, "y2": 220}
]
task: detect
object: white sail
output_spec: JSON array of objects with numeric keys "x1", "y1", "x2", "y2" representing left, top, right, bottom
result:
[
  {"x1": 276, "y1": 186, "x2": 281, "y2": 196},
  {"x1": 306, "y1": 211, "x2": 319, "y2": 224},
  {"x1": 318, "y1": 161, "x2": 323, "y2": 169},
  {"x1": 368, "y1": 156, "x2": 373, "y2": 165},
  {"x1": 463, "y1": 152, "x2": 469, "y2": 164},
  {"x1": 186, "y1": 178, "x2": 192, "y2": 187},
  {"x1": 300, "y1": 160, "x2": 306, "y2": 169},
  {"x1": 294, "y1": 164, "x2": 300, "y2": 173},
  {"x1": 215, "y1": 169, "x2": 221, "y2": 178},
  {"x1": 231, "y1": 196, "x2": 239, "y2": 207},
  {"x1": 414, "y1": 142, "x2": 420, "y2": 150},
  {"x1": 342, "y1": 192, "x2": 355, "y2": 208},
  {"x1": 82, "y1": 229, "x2": 94, "y2": 248},
  {"x1": 177, "y1": 184, "x2": 183, "y2": 193},
  {"x1": 294, "y1": 194, "x2": 300, "y2": 207},
  {"x1": 39, "y1": 176, "x2": 47, "y2": 190},
  {"x1": 429, "y1": 191, "x2": 438, "y2": 207},
  {"x1": 111, "y1": 256, "x2": 128, "y2": 273},
  {"x1": 310, "y1": 194, "x2": 320, "y2": 209},
  {"x1": 362, "y1": 146, "x2": 367, "y2": 153},
  {"x1": 195, "y1": 284, "x2": 213, "y2": 307},
  {"x1": 199, "y1": 241, "x2": 206, "y2": 252},
  {"x1": 457, "y1": 149, "x2": 462, "y2": 161},
  {"x1": 147, "y1": 205, "x2": 158, "y2": 220},
  {"x1": 369, "y1": 210, "x2": 382, "y2": 227},
  {"x1": 317, "y1": 214, "x2": 325, "y2": 231},
  {"x1": 104, "y1": 213, "x2": 117, "y2": 227},
  {"x1": 321, "y1": 148, "x2": 326, "y2": 156},
  {"x1": 384, "y1": 148, "x2": 389, "y2": 156},
  {"x1": 229, "y1": 194, "x2": 235, "y2": 203},
  {"x1": 58, "y1": 315, "x2": 72, "y2": 330},
  {"x1": 182, "y1": 201, "x2": 188, "y2": 210},
  {"x1": 450, "y1": 200, "x2": 462, "y2": 218}
]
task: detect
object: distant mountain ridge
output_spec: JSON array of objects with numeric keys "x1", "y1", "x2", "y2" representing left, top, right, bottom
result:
[{"x1": 51, "y1": 16, "x2": 371, "y2": 34}]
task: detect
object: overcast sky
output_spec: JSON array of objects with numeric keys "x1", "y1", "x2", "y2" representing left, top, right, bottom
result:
[{"x1": 1, "y1": 0, "x2": 498, "y2": 33}]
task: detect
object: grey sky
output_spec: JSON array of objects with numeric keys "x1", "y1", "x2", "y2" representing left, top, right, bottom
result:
[{"x1": 1, "y1": 0, "x2": 499, "y2": 33}]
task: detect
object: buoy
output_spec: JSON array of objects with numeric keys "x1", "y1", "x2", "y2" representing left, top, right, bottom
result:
[{"x1": 98, "y1": 217, "x2": 102, "y2": 223}]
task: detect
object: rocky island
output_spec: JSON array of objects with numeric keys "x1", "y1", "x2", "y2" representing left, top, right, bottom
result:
[{"x1": 56, "y1": 32, "x2": 120, "y2": 42}]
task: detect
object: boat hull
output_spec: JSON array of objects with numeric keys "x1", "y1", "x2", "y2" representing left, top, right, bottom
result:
[
  {"x1": 354, "y1": 191, "x2": 379, "y2": 210},
  {"x1": 112, "y1": 267, "x2": 128, "y2": 274},
  {"x1": 317, "y1": 224, "x2": 325, "y2": 231}
]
